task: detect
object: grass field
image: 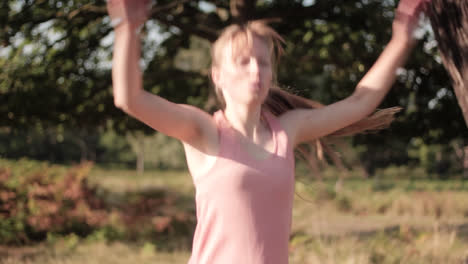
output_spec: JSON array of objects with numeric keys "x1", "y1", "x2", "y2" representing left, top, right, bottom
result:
[{"x1": 1, "y1": 167, "x2": 468, "y2": 264}]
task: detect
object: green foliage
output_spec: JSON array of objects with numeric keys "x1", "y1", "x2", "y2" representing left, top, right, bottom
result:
[
  {"x1": 407, "y1": 138, "x2": 464, "y2": 178},
  {"x1": 0, "y1": 126, "x2": 186, "y2": 170},
  {"x1": 374, "y1": 165, "x2": 427, "y2": 180},
  {"x1": 371, "y1": 177, "x2": 396, "y2": 192},
  {"x1": 1, "y1": 0, "x2": 467, "y2": 173},
  {"x1": 315, "y1": 184, "x2": 337, "y2": 201},
  {"x1": 85, "y1": 224, "x2": 126, "y2": 243},
  {"x1": 97, "y1": 128, "x2": 136, "y2": 167},
  {"x1": 0, "y1": 127, "x2": 100, "y2": 164},
  {"x1": 141, "y1": 133, "x2": 186, "y2": 170}
]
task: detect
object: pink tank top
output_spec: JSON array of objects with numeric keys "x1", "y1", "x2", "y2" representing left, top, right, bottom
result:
[{"x1": 187, "y1": 110, "x2": 295, "y2": 264}]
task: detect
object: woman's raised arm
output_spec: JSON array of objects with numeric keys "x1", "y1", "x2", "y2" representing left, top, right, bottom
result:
[
  {"x1": 108, "y1": 0, "x2": 216, "y2": 148},
  {"x1": 280, "y1": 0, "x2": 428, "y2": 145}
]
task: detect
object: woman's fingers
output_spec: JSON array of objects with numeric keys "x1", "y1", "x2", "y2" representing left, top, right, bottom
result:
[
  {"x1": 394, "y1": 0, "x2": 430, "y2": 34},
  {"x1": 391, "y1": 0, "x2": 429, "y2": 43},
  {"x1": 106, "y1": 0, "x2": 152, "y2": 28},
  {"x1": 396, "y1": 0, "x2": 430, "y2": 19}
]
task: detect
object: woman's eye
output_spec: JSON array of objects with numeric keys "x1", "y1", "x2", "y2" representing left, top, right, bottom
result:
[
  {"x1": 259, "y1": 60, "x2": 269, "y2": 66},
  {"x1": 240, "y1": 58, "x2": 249, "y2": 65}
]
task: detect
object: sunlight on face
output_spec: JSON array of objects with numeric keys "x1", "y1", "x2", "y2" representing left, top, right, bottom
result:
[{"x1": 217, "y1": 32, "x2": 273, "y2": 107}]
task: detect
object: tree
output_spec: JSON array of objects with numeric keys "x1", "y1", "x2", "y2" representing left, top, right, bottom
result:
[{"x1": 1, "y1": 0, "x2": 466, "y2": 174}]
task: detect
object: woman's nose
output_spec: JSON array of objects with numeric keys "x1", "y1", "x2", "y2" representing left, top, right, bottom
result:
[{"x1": 249, "y1": 58, "x2": 260, "y2": 75}]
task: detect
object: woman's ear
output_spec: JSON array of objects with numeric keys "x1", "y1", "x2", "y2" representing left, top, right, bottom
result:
[{"x1": 211, "y1": 66, "x2": 222, "y2": 88}]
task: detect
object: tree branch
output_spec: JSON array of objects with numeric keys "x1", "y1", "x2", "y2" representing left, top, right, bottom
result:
[
  {"x1": 253, "y1": 0, "x2": 341, "y2": 21},
  {"x1": 230, "y1": 0, "x2": 257, "y2": 24},
  {"x1": 151, "y1": 12, "x2": 220, "y2": 42}
]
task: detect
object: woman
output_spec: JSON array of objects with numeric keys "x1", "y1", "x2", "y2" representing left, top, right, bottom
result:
[{"x1": 107, "y1": 0, "x2": 427, "y2": 263}]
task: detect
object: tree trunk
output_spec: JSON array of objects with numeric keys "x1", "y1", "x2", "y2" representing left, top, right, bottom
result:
[
  {"x1": 136, "y1": 135, "x2": 145, "y2": 175},
  {"x1": 126, "y1": 132, "x2": 145, "y2": 174},
  {"x1": 464, "y1": 146, "x2": 468, "y2": 179},
  {"x1": 76, "y1": 137, "x2": 88, "y2": 163}
]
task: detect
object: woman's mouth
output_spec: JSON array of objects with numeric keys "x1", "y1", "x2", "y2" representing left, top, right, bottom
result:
[{"x1": 250, "y1": 81, "x2": 261, "y2": 90}]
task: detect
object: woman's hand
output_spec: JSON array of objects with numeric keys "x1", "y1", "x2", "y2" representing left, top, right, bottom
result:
[
  {"x1": 107, "y1": 0, "x2": 151, "y2": 30},
  {"x1": 392, "y1": 0, "x2": 430, "y2": 45}
]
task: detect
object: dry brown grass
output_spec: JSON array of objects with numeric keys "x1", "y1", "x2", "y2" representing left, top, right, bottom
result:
[
  {"x1": 2, "y1": 168, "x2": 468, "y2": 264},
  {"x1": 0, "y1": 242, "x2": 191, "y2": 264}
]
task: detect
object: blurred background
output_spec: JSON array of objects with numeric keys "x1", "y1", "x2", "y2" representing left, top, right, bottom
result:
[{"x1": 1, "y1": 0, "x2": 467, "y2": 263}]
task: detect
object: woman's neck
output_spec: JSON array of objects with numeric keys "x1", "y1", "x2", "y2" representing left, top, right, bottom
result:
[{"x1": 223, "y1": 104, "x2": 263, "y2": 140}]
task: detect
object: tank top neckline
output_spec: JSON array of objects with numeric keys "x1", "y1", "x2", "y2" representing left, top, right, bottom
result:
[{"x1": 216, "y1": 109, "x2": 278, "y2": 162}]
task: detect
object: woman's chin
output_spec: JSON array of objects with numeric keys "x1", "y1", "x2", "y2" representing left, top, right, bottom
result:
[
  {"x1": 250, "y1": 84, "x2": 269, "y2": 96},
  {"x1": 246, "y1": 90, "x2": 268, "y2": 105}
]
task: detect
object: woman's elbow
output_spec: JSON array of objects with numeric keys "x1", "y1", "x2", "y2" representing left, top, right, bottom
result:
[
  {"x1": 349, "y1": 90, "x2": 380, "y2": 117},
  {"x1": 114, "y1": 97, "x2": 133, "y2": 113}
]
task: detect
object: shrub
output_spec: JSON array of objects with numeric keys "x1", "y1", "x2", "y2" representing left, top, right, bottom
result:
[
  {"x1": 0, "y1": 159, "x2": 107, "y2": 244},
  {"x1": 335, "y1": 195, "x2": 353, "y2": 212},
  {"x1": 0, "y1": 159, "x2": 195, "y2": 246}
]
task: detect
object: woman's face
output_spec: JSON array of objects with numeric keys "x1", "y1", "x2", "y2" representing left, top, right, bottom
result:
[{"x1": 214, "y1": 33, "x2": 273, "y2": 108}]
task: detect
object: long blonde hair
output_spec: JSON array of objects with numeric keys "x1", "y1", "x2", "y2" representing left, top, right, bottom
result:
[{"x1": 210, "y1": 21, "x2": 401, "y2": 174}]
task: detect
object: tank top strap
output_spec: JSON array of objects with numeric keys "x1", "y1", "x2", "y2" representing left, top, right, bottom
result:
[
  {"x1": 214, "y1": 109, "x2": 292, "y2": 160},
  {"x1": 213, "y1": 110, "x2": 226, "y2": 127},
  {"x1": 213, "y1": 110, "x2": 236, "y2": 135},
  {"x1": 212, "y1": 110, "x2": 239, "y2": 159},
  {"x1": 262, "y1": 110, "x2": 292, "y2": 159}
]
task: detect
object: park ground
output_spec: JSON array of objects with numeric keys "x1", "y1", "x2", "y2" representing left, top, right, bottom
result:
[{"x1": 1, "y1": 166, "x2": 468, "y2": 264}]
